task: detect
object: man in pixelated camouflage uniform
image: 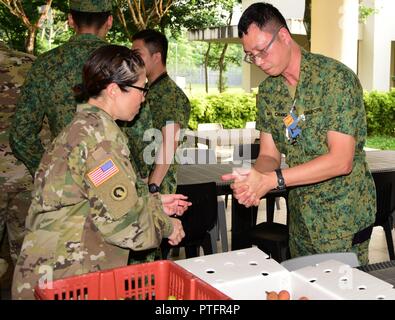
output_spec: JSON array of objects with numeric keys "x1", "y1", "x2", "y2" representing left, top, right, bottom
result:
[
  {"x1": 9, "y1": 0, "x2": 113, "y2": 177},
  {"x1": 223, "y1": 3, "x2": 375, "y2": 265},
  {"x1": 0, "y1": 42, "x2": 36, "y2": 274},
  {"x1": 120, "y1": 30, "x2": 191, "y2": 263},
  {"x1": 127, "y1": 29, "x2": 191, "y2": 195}
]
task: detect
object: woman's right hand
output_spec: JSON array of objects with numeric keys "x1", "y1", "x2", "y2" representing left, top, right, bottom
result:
[
  {"x1": 161, "y1": 194, "x2": 192, "y2": 216},
  {"x1": 167, "y1": 218, "x2": 185, "y2": 246}
]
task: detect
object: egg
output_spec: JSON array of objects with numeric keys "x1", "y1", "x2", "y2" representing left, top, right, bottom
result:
[
  {"x1": 278, "y1": 290, "x2": 291, "y2": 300},
  {"x1": 266, "y1": 291, "x2": 279, "y2": 300}
]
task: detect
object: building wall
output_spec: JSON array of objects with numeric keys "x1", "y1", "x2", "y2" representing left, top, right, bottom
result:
[
  {"x1": 240, "y1": 0, "x2": 395, "y2": 92},
  {"x1": 391, "y1": 42, "x2": 395, "y2": 88},
  {"x1": 311, "y1": 0, "x2": 359, "y2": 73},
  {"x1": 242, "y1": 0, "x2": 305, "y2": 19},
  {"x1": 358, "y1": 0, "x2": 395, "y2": 91}
]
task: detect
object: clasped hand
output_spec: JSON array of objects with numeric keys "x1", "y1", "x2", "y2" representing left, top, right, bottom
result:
[{"x1": 222, "y1": 168, "x2": 274, "y2": 208}]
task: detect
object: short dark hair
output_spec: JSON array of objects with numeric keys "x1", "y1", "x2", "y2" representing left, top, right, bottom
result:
[
  {"x1": 70, "y1": 9, "x2": 111, "y2": 30},
  {"x1": 238, "y1": 2, "x2": 290, "y2": 38},
  {"x1": 74, "y1": 45, "x2": 145, "y2": 101},
  {"x1": 132, "y1": 29, "x2": 168, "y2": 65}
]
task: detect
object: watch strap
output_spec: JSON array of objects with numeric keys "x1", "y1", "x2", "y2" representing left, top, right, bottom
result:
[
  {"x1": 275, "y1": 168, "x2": 286, "y2": 190},
  {"x1": 148, "y1": 183, "x2": 160, "y2": 193}
]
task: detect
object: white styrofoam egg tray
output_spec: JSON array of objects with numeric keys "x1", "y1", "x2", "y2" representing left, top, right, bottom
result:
[
  {"x1": 175, "y1": 248, "x2": 395, "y2": 300},
  {"x1": 292, "y1": 259, "x2": 395, "y2": 300}
]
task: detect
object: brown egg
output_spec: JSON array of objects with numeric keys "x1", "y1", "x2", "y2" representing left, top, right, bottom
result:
[
  {"x1": 278, "y1": 290, "x2": 291, "y2": 300},
  {"x1": 266, "y1": 291, "x2": 279, "y2": 300},
  {"x1": 168, "y1": 295, "x2": 177, "y2": 300},
  {"x1": 299, "y1": 296, "x2": 309, "y2": 300}
]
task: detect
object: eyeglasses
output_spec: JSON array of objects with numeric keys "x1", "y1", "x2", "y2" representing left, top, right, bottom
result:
[
  {"x1": 243, "y1": 26, "x2": 284, "y2": 64},
  {"x1": 128, "y1": 85, "x2": 149, "y2": 97}
]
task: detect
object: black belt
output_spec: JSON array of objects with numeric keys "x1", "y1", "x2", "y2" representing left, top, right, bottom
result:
[{"x1": 352, "y1": 225, "x2": 374, "y2": 246}]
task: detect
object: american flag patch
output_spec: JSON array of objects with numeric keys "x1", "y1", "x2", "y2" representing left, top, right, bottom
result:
[{"x1": 87, "y1": 159, "x2": 119, "y2": 187}]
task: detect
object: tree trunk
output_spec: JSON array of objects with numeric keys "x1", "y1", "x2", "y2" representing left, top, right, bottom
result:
[
  {"x1": 25, "y1": 28, "x2": 36, "y2": 54},
  {"x1": 304, "y1": 0, "x2": 312, "y2": 51},
  {"x1": 218, "y1": 43, "x2": 228, "y2": 93},
  {"x1": 218, "y1": 11, "x2": 232, "y2": 93},
  {"x1": 49, "y1": 24, "x2": 53, "y2": 50},
  {"x1": 204, "y1": 43, "x2": 211, "y2": 94}
]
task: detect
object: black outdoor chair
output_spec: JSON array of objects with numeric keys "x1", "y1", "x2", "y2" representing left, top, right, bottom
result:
[
  {"x1": 228, "y1": 144, "x2": 260, "y2": 208},
  {"x1": 246, "y1": 190, "x2": 290, "y2": 263},
  {"x1": 372, "y1": 171, "x2": 395, "y2": 260},
  {"x1": 233, "y1": 143, "x2": 260, "y2": 162},
  {"x1": 160, "y1": 182, "x2": 218, "y2": 259}
]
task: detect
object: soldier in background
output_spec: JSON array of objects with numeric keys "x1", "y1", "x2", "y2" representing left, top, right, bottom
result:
[
  {"x1": 123, "y1": 30, "x2": 191, "y2": 263},
  {"x1": 128, "y1": 29, "x2": 191, "y2": 195},
  {"x1": 12, "y1": 45, "x2": 189, "y2": 300},
  {"x1": 9, "y1": 0, "x2": 113, "y2": 177},
  {"x1": 0, "y1": 41, "x2": 35, "y2": 277}
]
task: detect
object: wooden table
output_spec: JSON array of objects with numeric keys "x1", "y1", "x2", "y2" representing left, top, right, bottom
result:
[{"x1": 365, "y1": 150, "x2": 395, "y2": 172}]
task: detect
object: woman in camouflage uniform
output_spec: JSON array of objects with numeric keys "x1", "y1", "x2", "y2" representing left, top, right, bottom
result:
[{"x1": 12, "y1": 45, "x2": 190, "y2": 299}]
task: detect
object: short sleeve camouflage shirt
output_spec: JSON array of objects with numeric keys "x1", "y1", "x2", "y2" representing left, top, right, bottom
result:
[{"x1": 256, "y1": 49, "x2": 376, "y2": 243}]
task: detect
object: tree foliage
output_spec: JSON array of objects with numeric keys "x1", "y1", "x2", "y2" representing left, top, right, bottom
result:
[
  {"x1": 0, "y1": 0, "x2": 243, "y2": 87},
  {"x1": 0, "y1": 0, "x2": 53, "y2": 53},
  {"x1": 113, "y1": 0, "x2": 238, "y2": 39},
  {"x1": 114, "y1": 0, "x2": 174, "y2": 39},
  {"x1": 358, "y1": 0, "x2": 378, "y2": 24},
  {"x1": 0, "y1": 3, "x2": 26, "y2": 51}
]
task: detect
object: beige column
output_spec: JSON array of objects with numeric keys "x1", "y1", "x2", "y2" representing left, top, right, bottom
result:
[
  {"x1": 311, "y1": 0, "x2": 359, "y2": 73},
  {"x1": 359, "y1": 0, "x2": 395, "y2": 91}
]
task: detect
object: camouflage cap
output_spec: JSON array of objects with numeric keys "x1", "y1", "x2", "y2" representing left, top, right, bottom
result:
[{"x1": 69, "y1": 0, "x2": 112, "y2": 13}]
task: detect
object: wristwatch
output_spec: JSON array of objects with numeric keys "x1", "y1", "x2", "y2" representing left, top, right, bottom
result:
[
  {"x1": 148, "y1": 183, "x2": 160, "y2": 194},
  {"x1": 275, "y1": 169, "x2": 286, "y2": 190}
]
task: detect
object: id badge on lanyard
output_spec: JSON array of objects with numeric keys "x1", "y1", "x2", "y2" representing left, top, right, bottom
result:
[{"x1": 283, "y1": 100, "x2": 305, "y2": 145}]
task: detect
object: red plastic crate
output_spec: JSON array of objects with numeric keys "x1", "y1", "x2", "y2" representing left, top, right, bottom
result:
[{"x1": 34, "y1": 260, "x2": 231, "y2": 300}]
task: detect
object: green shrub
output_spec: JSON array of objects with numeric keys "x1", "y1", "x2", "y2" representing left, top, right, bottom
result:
[
  {"x1": 364, "y1": 90, "x2": 395, "y2": 137},
  {"x1": 188, "y1": 93, "x2": 256, "y2": 129},
  {"x1": 188, "y1": 90, "x2": 395, "y2": 137}
]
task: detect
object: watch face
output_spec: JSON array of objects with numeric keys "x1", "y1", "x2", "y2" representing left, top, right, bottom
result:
[{"x1": 149, "y1": 184, "x2": 160, "y2": 193}]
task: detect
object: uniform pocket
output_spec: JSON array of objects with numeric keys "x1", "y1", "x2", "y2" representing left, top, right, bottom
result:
[{"x1": 298, "y1": 108, "x2": 328, "y2": 155}]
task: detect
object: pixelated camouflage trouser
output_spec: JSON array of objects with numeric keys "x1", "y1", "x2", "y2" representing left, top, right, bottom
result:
[
  {"x1": 0, "y1": 190, "x2": 31, "y2": 265},
  {"x1": 289, "y1": 212, "x2": 370, "y2": 266}
]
